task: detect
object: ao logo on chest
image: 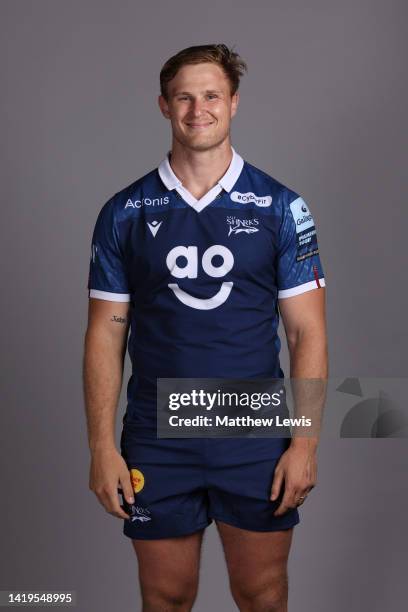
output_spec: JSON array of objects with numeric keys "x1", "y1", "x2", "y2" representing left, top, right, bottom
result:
[{"x1": 166, "y1": 245, "x2": 234, "y2": 310}]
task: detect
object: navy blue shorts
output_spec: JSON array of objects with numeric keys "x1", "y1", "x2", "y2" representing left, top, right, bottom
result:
[{"x1": 120, "y1": 432, "x2": 300, "y2": 540}]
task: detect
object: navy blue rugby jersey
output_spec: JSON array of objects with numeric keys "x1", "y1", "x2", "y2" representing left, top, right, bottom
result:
[{"x1": 87, "y1": 147, "x2": 325, "y2": 431}]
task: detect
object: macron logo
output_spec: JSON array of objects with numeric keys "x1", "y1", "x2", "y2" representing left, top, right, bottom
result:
[{"x1": 147, "y1": 220, "x2": 163, "y2": 237}]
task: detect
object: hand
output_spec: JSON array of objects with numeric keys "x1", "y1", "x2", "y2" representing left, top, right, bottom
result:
[
  {"x1": 89, "y1": 446, "x2": 135, "y2": 519},
  {"x1": 270, "y1": 443, "x2": 317, "y2": 516}
]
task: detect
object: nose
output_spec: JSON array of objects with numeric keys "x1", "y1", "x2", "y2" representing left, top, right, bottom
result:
[{"x1": 190, "y1": 98, "x2": 205, "y2": 117}]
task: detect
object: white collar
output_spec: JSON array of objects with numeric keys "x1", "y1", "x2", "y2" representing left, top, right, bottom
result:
[{"x1": 157, "y1": 146, "x2": 244, "y2": 212}]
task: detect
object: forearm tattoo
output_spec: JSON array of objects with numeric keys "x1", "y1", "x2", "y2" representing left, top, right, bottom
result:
[{"x1": 111, "y1": 315, "x2": 127, "y2": 324}]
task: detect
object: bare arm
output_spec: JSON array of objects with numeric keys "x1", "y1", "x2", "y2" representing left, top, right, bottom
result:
[
  {"x1": 280, "y1": 287, "x2": 328, "y2": 450},
  {"x1": 83, "y1": 298, "x2": 134, "y2": 518},
  {"x1": 279, "y1": 287, "x2": 328, "y2": 378},
  {"x1": 271, "y1": 287, "x2": 328, "y2": 515},
  {"x1": 83, "y1": 298, "x2": 130, "y2": 450}
]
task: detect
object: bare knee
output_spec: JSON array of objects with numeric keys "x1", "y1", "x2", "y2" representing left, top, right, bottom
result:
[
  {"x1": 132, "y1": 532, "x2": 202, "y2": 611},
  {"x1": 230, "y1": 572, "x2": 288, "y2": 612},
  {"x1": 141, "y1": 575, "x2": 198, "y2": 611}
]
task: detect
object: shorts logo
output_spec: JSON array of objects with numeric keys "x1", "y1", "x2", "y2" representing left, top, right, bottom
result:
[
  {"x1": 129, "y1": 506, "x2": 152, "y2": 523},
  {"x1": 230, "y1": 191, "x2": 272, "y2": 207},
  {"x1": 166, "y1": 245, "x2": 234, "y2": 310},
  {"x1": 130, "y1": 468, "x2": 145, "y2": 493},
  {"x1": 125, "y1": 196, "x2": 169, "y2": 209},
  {"x1": 227, "y1": 216, "x2": 259, "y2": 236}
]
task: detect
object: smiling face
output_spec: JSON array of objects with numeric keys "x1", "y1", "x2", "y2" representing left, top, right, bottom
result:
[{"x1": 158, "y1": 62, "x2": 239, "y2": 152}]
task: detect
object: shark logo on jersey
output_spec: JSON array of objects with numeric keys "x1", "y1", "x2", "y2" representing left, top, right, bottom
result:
[
  {"x1": 230, "y1": 191, "x2": 272, "y2": 207},
  {"x1": 147, "y1": 220, "x2": 163, "y2": 237},
  {"x1": 227, "y1": 216, "x2": 259, "y2": 236},
  {"x1": 166, "y1": 245, "x2": 234, "y2": 310}
]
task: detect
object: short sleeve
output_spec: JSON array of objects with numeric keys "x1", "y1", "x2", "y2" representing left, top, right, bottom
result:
[
  {"x1": 87, "y1": 198, "x2": 131, "y2": 302},
  {"x1": 277, "y1": 194, "x2": 325, "y2": 299}
]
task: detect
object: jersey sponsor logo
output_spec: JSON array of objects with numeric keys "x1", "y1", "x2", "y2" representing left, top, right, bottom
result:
[
  {"x1": 296, "y1": 248, "x2": 319, "y2": 262},
  {"x1": 227, "y1": 216, "x2": 259, "y2": 236},
  {"x1": 166, "y1": 245, "x2": 234, "y2": 310},
  {"x1": 297, "y1": 228, "x2": 317, "y2": 248},
  {"x1": 125, "y1": 196, "x2": 170, "y2": 209},
  {"x1": 289, "y1": 197, "x2": 315, "y2": 233},
  {"x1": 230, "y1": 191, "x2": 272, "y2": 207},
  {"x1": 290, "y1": 197, "x2": 319, "y2": 261},
  {"x1": 130, "y1": 468, "x2": 145, "y2": 493},
  {"x1": 147, "y1": 220, "x2": 163, "y2": 237}
]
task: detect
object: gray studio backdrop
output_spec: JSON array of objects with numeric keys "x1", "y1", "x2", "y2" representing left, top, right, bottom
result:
[{"x1": 1, "y1": 1, "x2": 407, "y2": 610}]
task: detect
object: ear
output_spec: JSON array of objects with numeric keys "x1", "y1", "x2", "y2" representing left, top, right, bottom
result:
[
  {"x1": 230, "y1": 91, "x2": 239, "y2": 118},
  {"x1": 158, "y1": 94, "x2": 171, "y2": 119}
]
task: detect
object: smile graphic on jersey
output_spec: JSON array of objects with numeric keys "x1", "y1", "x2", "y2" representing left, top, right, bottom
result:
[{"x1": 166, "y1": 245, "x2": 234, "y2": 310}]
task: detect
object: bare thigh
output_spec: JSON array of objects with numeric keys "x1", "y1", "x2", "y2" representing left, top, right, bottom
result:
[
  {"x1": 131, "y1": 530, "x2": 204, "y2": 611},
  {"x1": 217, "y1": 521, "x2": 294, "y2": 611}
]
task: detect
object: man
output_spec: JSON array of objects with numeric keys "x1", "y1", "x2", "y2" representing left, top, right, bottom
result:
[{"x1": 83, "y1": 44, "x2": 327, "y2": 612}]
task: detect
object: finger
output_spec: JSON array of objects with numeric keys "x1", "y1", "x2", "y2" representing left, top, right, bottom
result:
[
  {"x1": 297, "y1": 486, "x2": 314, "y2": 503},
  {"x1": 102, "y1": 488, "x2": 130, "y2": 520},
  {"x1": 273, "y1": 500, "x2": 290, "y2": 516},
  {"x1": 297, "y1": 486, "x2": 313, "y2": 502},
  {"x1": 119, "y1": 473, "x2": 135, "y2": 505},
  {"x1": 270, "y1": 468, "x2": 284, "y2": 501},
  {"x1": 274, "y1": 488, "x2": 298, "y2": 516}
]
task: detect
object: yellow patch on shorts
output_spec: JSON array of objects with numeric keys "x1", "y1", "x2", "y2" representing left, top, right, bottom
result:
[{"x1": 130, "y1": 468, "x2": 145, "y2": 493}]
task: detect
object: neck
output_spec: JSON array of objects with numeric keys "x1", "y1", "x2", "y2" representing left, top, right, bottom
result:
[{"x1": 168, "y1": 139, "x2": 233, "y2": 200}]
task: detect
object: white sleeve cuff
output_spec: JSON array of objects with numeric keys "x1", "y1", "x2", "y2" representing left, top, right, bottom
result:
[
  {"x1": 89, "y1": 289, "x2": 131, "y2": 302},
  {"x1": 278, "y1": 278, "x2": 325, "y2": 299}
]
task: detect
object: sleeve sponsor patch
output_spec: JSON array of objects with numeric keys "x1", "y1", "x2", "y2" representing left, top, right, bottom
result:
[{"x1": 289, "y1": 197, "x2": 319, "y2": 262}]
